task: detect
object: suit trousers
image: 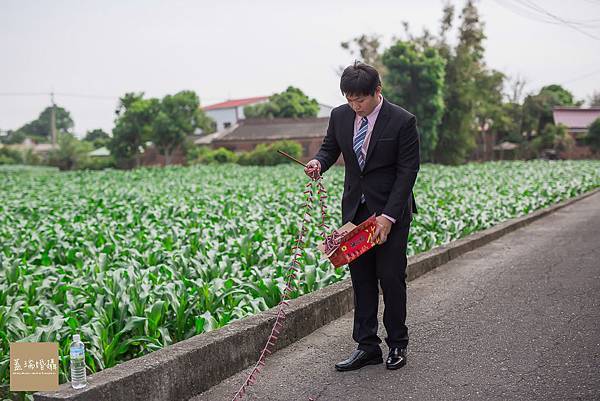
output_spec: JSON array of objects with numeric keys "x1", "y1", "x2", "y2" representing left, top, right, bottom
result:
[{"x1": 348, "y1": 201, "x2": 411, "y2": 354}]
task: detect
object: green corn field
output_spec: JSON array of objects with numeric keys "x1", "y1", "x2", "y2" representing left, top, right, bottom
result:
[{"x1": 0, "y1": 160, "x2": 598, "y2": 396}]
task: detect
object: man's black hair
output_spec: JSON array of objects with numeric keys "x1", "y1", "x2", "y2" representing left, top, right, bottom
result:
[{"x1": 340, "y1": 61, "x2": 381, "y2": 97}]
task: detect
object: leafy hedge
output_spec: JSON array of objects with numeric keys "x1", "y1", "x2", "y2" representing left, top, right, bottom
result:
[{"x1": 192, "y1": 140, "x2": 303, "y2": 166}]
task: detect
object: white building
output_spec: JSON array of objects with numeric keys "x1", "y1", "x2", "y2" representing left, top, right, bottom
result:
[
  {"x1": 203, "y1": 96, "x2": 333, "y2": 132},
  {"x1": 203, "y1": 96, "x2": 270, "y2": 132},
  {"x1": 3, "y1": 137, "x2": 57, "y2": 156},
  {"x1": 88, "y1": 146, "x2": 111, "y2": 157}
]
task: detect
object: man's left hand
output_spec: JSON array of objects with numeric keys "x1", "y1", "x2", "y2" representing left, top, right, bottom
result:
[{"x1": 373, "y1": 215, "x2": 393, "y2": 245}]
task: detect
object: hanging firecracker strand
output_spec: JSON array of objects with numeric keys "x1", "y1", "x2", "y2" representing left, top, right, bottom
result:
[{"x1": 231, "y1": 175, "x2": 329, "y2": 401}]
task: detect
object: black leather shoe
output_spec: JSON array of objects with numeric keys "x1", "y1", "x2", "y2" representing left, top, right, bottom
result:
[
  {"x1": 335, "y1": 349, "x2": 383, "y2": 371},
  {"x1": 386, "y1": 347, "x2": 407, "y2": 370}
]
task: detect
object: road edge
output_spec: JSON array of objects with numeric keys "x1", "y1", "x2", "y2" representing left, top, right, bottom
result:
[{"x1": 34, "y1": 188, "x2": 599, "y2": 401}]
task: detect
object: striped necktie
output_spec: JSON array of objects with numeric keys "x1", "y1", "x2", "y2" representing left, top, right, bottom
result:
[{"x1": 353, "y1": 117, "x2": 368, "y2": 170}]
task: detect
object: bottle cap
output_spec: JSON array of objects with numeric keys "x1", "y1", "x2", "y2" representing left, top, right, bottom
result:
[{"x1": 73, "y1": 334, "x2": 80, "y2": 342}]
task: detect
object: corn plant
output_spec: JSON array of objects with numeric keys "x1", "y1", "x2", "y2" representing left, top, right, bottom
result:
[{"x1": 0, "y1": 160, "x2": 598, "y2": 397}]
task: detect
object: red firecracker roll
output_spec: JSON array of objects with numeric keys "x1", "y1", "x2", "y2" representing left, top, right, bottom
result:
[{"x1": 318, "y1": 214, "x2": 378, "y2": 268}]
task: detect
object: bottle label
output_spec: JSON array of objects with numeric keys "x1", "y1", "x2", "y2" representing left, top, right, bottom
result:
[{"x1": 71, "y1": 348, "x2": 84, "y2": 358}]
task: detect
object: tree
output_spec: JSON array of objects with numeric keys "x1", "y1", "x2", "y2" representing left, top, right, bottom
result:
[
  {"x1": 472, "y1": 69, "x2": 507, "y2": 160},
  {"x1": 588, "y1": 91, "x2": 600, "y2": 107},
  {"x1": 84, "y1": 128, "x2": 110, "y2": 142},
  {"x1": 522, "y1": 84, "x2": 580, "y2": 138},
  {"x1": 244, "y1": 86, "x2": 319, "y2": 118},
  {"x1": 202, "y1": 147, "x2": 238, "y2": 164},
  {"x1": 0, "y1": 147, "x2": 23, "y2": 165},
  {"x1": 110, "y1": 91, "x2": 215, "y2": 168},
  {"x1": 493, "y1": 74, "x2": 528, "y2": 145},
  {"x1": 494, "y1": 101, "x2": 524, "y2": 144},
  {"x1": 16, "y1": 106, "x2": 74, "y2": 140},
  {"x1": 382, "y1": 40, "x2": 446, "y2": 162},
  {"x1": 84, "y1": 128, "x2": 111, "y2": 149},
  {"x1": 507, "y1": 74, "x2": 527, "y2": 104},
  {"x1": 339, "y1": 34, "x2": 387, "y2": 78},
  {"x1": 438, "y1": 2, "x2": 455, "y2": 46},
  {"x1": 528, "y1": 123, "x2": 573, "y2": 157},
  {"x1": 109, "y1": 93, "x2": 159, "y2": 168},
  {"x1": 1, "y1": 130, "x2": 25, "y2": 144},
  {"x1": 585, "y1": 117, "x2": 600, "y2": 153},
  {"x1": 345, "y1": 1, "x2": 500, "y2": 165},
  {"x1": 47, "y1": 133, "x2": 93, "y2": 171},
  {"x1": 151, "y1": 91, "x2": 214, "y2": 165},
  {"x1": 434, "y1": 0, "x2": 486, "y2": 165}
]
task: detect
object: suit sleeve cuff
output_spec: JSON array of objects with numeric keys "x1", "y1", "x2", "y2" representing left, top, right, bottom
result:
[
  {"x1": 382, "y1": 214, "x2": 396, "y2": 224},
  {"x1": 313, "y1": 158, "x2": 323, "y2": 172}
]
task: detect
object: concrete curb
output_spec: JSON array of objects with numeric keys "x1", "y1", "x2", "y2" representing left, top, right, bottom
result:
[{"x1": 34, "y1": 188, "x2": 599, "y2": 401}]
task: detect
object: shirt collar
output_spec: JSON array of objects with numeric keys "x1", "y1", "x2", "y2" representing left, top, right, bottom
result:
[
  {"x1": 369, "y1": 94, "x2": 384, "y2": 119},
  {"x1": 358, "y1": 94, "x2": 384, "y2": 122}
]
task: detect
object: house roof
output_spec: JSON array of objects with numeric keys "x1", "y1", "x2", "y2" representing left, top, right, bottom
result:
[
  {"x1": 33, "y1": 143, "x2": 57, "y2": 152},
  {"x1": 88, "y1": 146, "x2": 111, "y2": 157},
  {"x1": 553, "y1": 107, "x2": 600, "y2": 130},
  {"x1": 6, "y1": 141, "x2": 57, "y2": 153},
  {"x1": 493, "y1": 141, "x2": 519, "y2": 151},
  {"x1": 203, "y1": 96, "x2": 270, "y2": 111},
  {"x1": 215, "y1": 117, "x2": 329, "y2": 142},
  {"x1": 193, "y1": 128, "x2": 235, "y2": 145}
]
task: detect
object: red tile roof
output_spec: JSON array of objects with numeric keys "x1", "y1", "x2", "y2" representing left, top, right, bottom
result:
[
  {"x1": 553, "y1": 107, "x2": 600, "y2": 130},
  {"x1": 203, "y1": 96, "x2": 270, "y2": 111},
  {"x1": 215, "y1": 117, "x2": 329, "y2": 141}
]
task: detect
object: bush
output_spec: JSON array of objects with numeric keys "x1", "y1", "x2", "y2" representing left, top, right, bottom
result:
[
  {"x1": 78, "y1": 156, "x2": 116, "y2": 170},
  {"x1": 0, "y1": 147, "x2": 42, "y2": 166},
  {"x1": 0, "y1": 155, "x2": 15, "y2": 165},
  {"x1": 187, "y1": 145, "x2": 212, "y2": 164},
  {"x1": 237, "y1": 143, "x2": 271, "y2": 165},
  {"x1": 192, "y1": 141, "x2": 303, "y2": 166},
  {"x1": 553, "y1": 129, "x2": 575, "y2": 153},
  {"x1": 0, "y1": 131, "x2": 25, "y2": 145},
  {"x1": 202, "y1": 147, "x2": 238, "y2": 164},
  {"x1": 0, "y1": 147, "x2": 23, "y2": 165},
  {"x1": 585, "y1": 117, "x2": 600, "y2": 153},
  {"x1": 188, "y1": 146, "x2": 238, "y2": 164},
  {"x1": 515, "y1": 141, "x2": 536, "y2": 161},
  {"x1": 19, "y1": 148, "x2": 41, "y2": 165},
  {"x1": 238, "y1": 140, "x2": 303, "y2": 166},
  {"x1": 47, "y1": 133, "x2": 93, "y2": 171},
  {"x1": 530, "y1": 123, "x2": 573, "y2": 157},
  {"x1": 269, "y1": 140, "x2": 303, "y2": 162},
  {"x1": 92, "y1": 138, "x2": 110, "y2": 149}
]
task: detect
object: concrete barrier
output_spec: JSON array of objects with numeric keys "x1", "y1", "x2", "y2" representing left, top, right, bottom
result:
[{"x1": 34, "y1": 188, "x2": 599, "y2": 401}]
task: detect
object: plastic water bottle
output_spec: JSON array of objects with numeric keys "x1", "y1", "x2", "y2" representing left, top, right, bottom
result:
[{"x1": 70, "y1": 334, "x2": 87, "y2": 389}]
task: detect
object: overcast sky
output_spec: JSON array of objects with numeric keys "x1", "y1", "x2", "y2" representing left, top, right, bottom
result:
[{"x1": 1, "y1": 0, "x2": 599, "y2": 136}]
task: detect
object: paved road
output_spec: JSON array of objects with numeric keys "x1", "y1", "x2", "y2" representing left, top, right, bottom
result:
[{"x1": 191, "y1": 192, "x2": 600, "y2": 401}]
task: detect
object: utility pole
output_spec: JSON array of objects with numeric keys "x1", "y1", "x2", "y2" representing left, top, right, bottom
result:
[{"x1": 50, "y1": 92, "x2": 57, "y2": 146}]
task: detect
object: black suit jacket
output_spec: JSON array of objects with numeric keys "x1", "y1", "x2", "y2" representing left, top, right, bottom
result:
[{"x1": 314, "y1": 98, "x2": 420, "y2": 226}]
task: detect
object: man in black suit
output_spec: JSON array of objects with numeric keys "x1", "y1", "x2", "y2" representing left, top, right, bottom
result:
[{"x1": 305, "y1": 61, "x2": 420, "y2": 371}]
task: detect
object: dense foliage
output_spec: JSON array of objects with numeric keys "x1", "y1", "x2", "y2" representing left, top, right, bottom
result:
[
  {"x1": 244, "y1": 87, "x2": 320, "y2": 119},
  {"x1": 382, "y1": 41, "x2": 446, "y2": 162},
  {"x1": 341, "y1": 1, "x2": 592, "y2": 164}
]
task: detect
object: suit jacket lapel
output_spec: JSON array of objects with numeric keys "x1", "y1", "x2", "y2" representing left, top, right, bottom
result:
[
  {"x1": 341, "y1": 106, "x2": 361, "y2": 170},
  {"x1": 364, "y1": 98, "x2": 391, "y2": 167}
]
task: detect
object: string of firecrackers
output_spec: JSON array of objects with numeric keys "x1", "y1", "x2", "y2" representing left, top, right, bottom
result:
[
  {"x1": 323, "y1": 230, "x2": 344, "y2": 255},
  {"x1": 231, "y1": 175, "x2": 329, "y2": 401}
]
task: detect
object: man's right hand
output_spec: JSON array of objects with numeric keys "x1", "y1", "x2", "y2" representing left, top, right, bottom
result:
[{"x1": 304, "y1": 159, "x2": 321, "y2": 180}]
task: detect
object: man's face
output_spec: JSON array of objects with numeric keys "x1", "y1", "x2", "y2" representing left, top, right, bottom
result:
[{"x1": 345, "y1": 86, "x2": 382, "y2": 117}]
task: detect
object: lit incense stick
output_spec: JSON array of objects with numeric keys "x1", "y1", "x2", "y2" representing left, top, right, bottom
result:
[{"x1": 277, "y1": 150, "x2": 307, "y2": 168}]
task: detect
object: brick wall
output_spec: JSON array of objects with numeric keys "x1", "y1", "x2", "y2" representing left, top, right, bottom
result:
[{"x1": 140, "y1": 145, "x2": 186, "y2": 166}]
